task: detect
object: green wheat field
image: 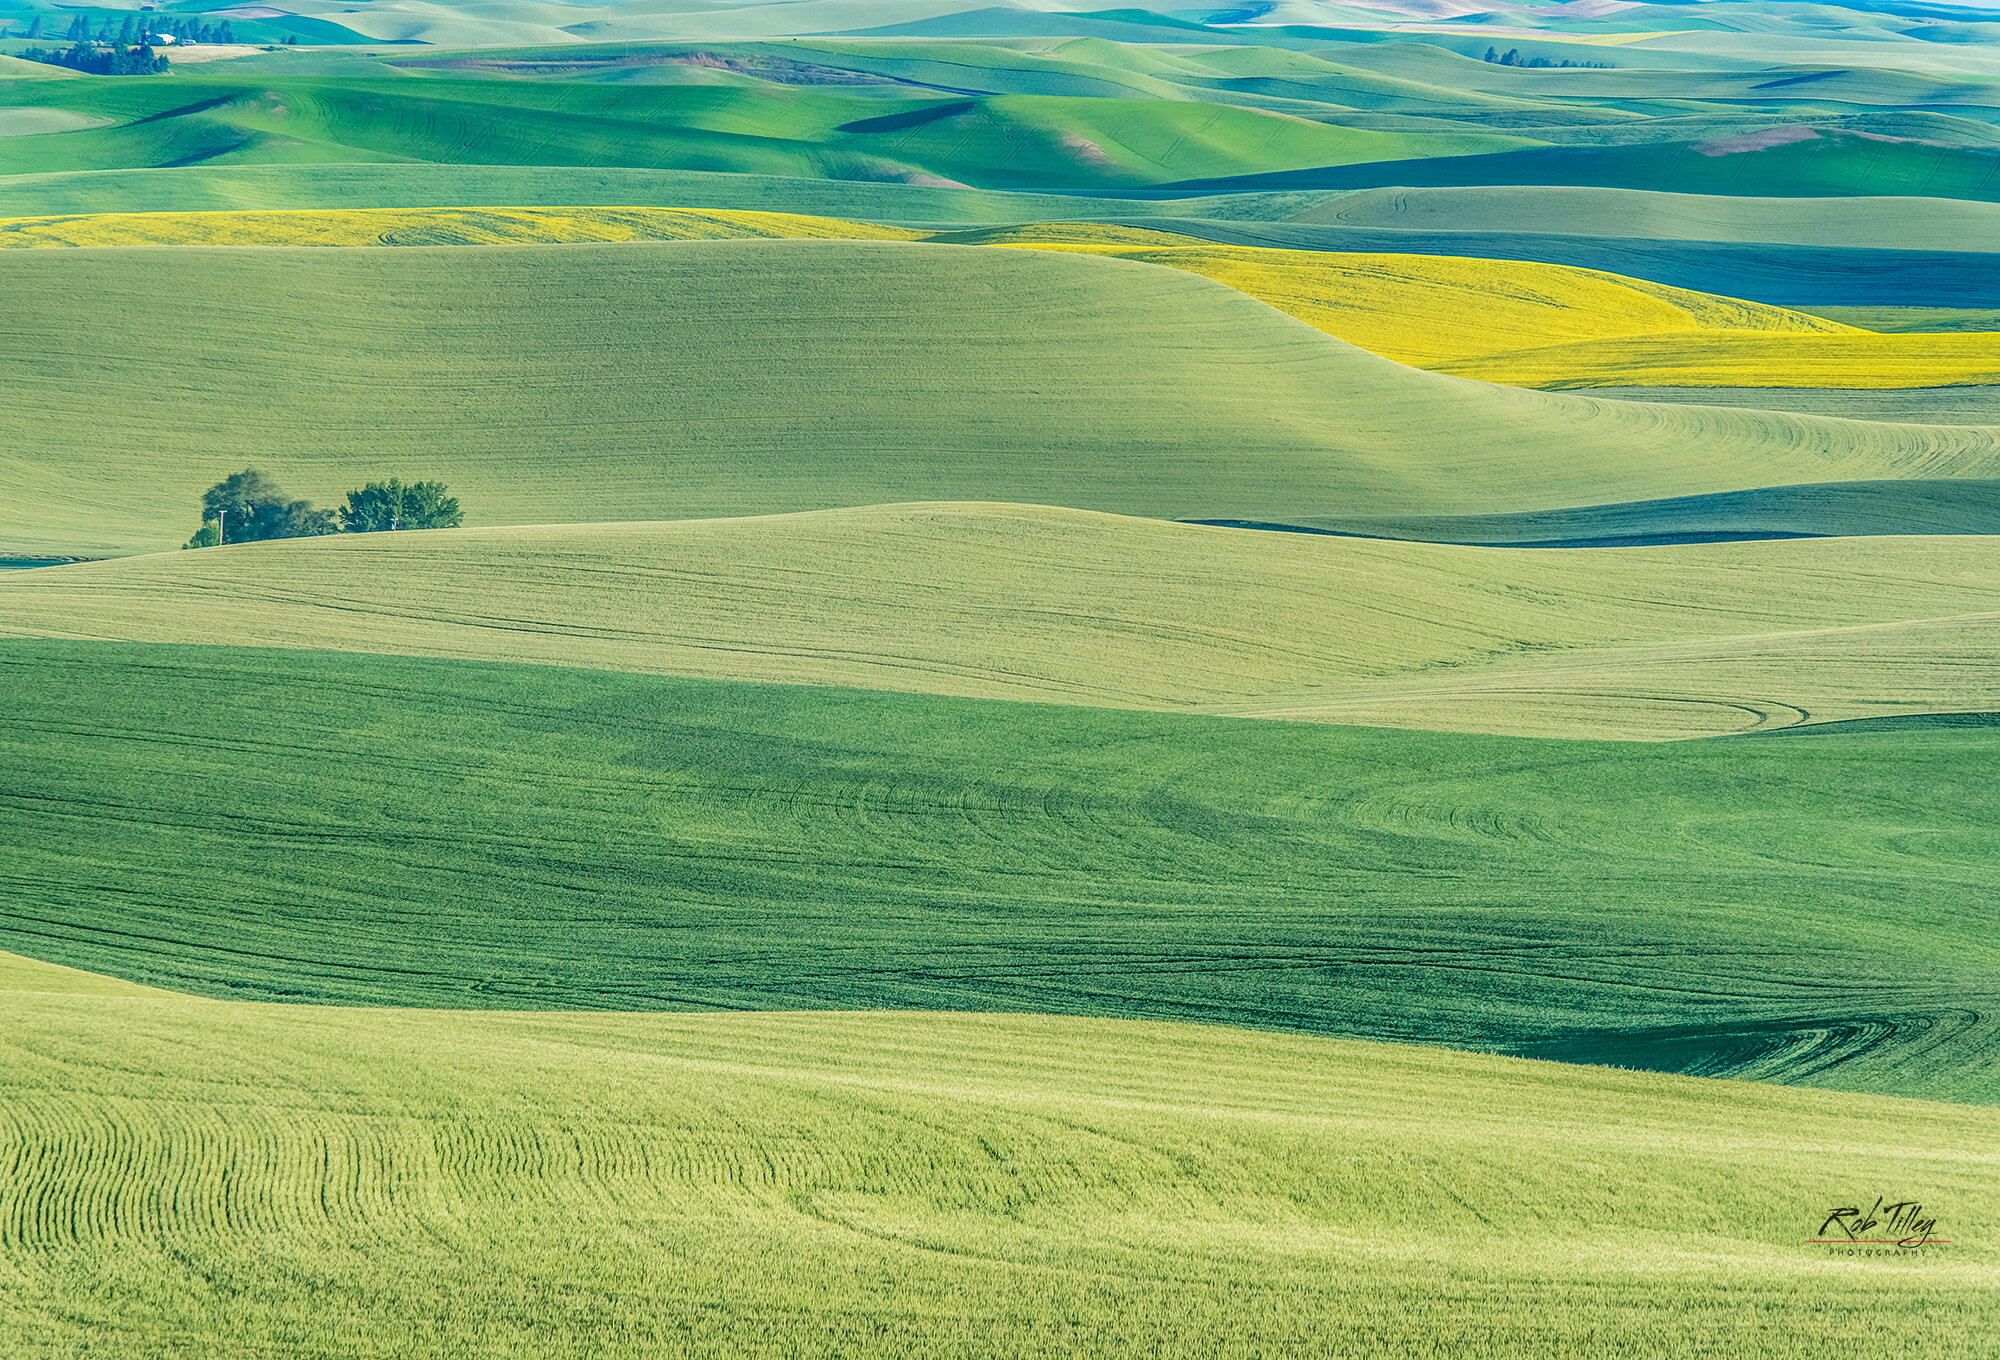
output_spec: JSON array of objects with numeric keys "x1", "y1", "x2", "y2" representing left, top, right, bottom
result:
[{"x1": 1, "y1": 0, "x2": 1996, "y2": 1354}]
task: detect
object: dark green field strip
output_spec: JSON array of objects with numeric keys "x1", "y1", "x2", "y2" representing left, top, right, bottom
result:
[
  {"x1": 2, "y1": 642, "x2": 1995, "y2": 1104},
  {"x1": 1292, "y1": 185, "x2": 2000, "y2": 251},
  {"x1": 1586, "y1": 386, "x2": 2000, "y2": 424},
  {"x1": 1189, "y1": 480, "x2": 2000, "y2": 546},
  {"x1": 1802, "y1": 307, "x2": 2000, "y2": 334},
  {"x1": 1741, "y1": 711, "x2": 2000, "y2": 736},
  {"x1": 1152, "y1": 130, "x2": 2000, "y2": 202}
]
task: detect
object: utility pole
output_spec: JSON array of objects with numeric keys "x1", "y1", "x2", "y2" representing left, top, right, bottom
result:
[{"x1": 217, "y1": 509, "x2": 225, "y2": 546}]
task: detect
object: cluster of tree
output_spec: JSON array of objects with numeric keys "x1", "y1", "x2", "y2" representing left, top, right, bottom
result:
[
  {"x1": 46, "y1": 12, "x2": 235, "y2": 44},
  {"x1": 183, "y1": 470, "x2": 464, "y2": 548},
  {"x1": 1482, "y1": 48, "x2": 1611, "y2": 69},
  {"x1": 15, "y1": 42, "x2": 169, "y2": 75},
  {"x1": 4, "y1": 10, "x2": 255, "y2": 63}
]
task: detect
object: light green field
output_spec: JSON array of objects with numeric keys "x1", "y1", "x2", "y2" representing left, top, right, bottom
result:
[
  {"x1": 5, "y1": 949, "x2": 1992, "y2": 1358},
  {"x1": 0, "y1": 107, "x2": 104, "y2": 136},
  {"x1": 7, "y1": 504, "x2": 1999, "y2": 739},
  {"x1": 6, "y1": 241, "x2": 1998, "y2": 559},
  {"x1": 0, "y1": 54, "x2": 77, "y2": 80}
]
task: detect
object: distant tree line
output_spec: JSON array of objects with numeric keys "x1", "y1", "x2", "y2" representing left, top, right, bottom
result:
[
  {"x1": 24, "y1": 12, "x2": 235, "y2": 44},
  {"x1": 184, "y1": 470, "x2": 464, "y2": 548},
  {"x1": 6, "y1": 12, "x2": 245, "y2": 69},
  {"x1": 1483, "y1": 47, "x2": 1611, "y2": 69}
]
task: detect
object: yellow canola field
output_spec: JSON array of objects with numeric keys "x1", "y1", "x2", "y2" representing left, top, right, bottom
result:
[
  {"x1": 0, "y1": 205, "x2": 923, "y2": 248},
  {"x1": 1435, "y1": 329, "x2": 2000, "y2": 389},
  {"x1": 998, "y1": 233, "x2": 1998, "y2": 390},
  {"x1": 977, "y1": 227, "x2": 1851, "y2": 363},
  {"x1": 3, "y1": 205, "x2": 1994, "y2": 389}
]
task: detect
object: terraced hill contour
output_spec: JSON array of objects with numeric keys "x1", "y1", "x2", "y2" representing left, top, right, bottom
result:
[
  {"x1": 5, "y1": 947, "x2": 1992, "y2": 1356},
  {"x1": 6, "y1": 504, "x2": 1999, "y2": 739}
]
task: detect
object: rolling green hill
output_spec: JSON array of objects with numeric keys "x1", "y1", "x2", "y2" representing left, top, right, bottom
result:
[
  {"x1": 6, "y1": 504, "x2": 1999, "y2": 739},
  {"x1": 0, "y1": 161, "x2": 1241, "y2": 221},
  {"x1": 0, "y1": 53, "x2": 77, "y2": 80},
  {"x1": 0, "y1": 72, "x2": 1529, "y2": 185},
  {"x1": 0, "y1": 163, "x2": 1993, "y2": 309},
  {"x1": 2, "y1": 639, "x2": 1997, "y2": 1104},
  {"x1": 6, "y1": 240, "x2": 1999, "y2": 559},
  {"x1": 1157, "y1": 129, "x2": 2000, "y2": 202},
  {"x1": 26, "y1": 207, "x2": 1989, "y2": 393},
  {"x1": 8, "y1": 163, "x2": 1999, "y2": 259},
  {"x1": 3, "y1": 949, "x2": 1993, "y2": 1357}
]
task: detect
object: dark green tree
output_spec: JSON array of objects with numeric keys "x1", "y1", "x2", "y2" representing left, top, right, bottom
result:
[
  {"x1": 119, "y1": 15, "x2": 137, "y2": 44},
  {"x1": 27, "y1": 16, "x2": 43, "y2": 39},
  {"x1": 17, "y1": 40, "x2": 170, "y2": 74},
  {"x1": 338, "y1": 479, "x2": 464, "y2": 533},
  {"x1": 196, "y1": 469, "x2": 337, "y2": 544}
]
